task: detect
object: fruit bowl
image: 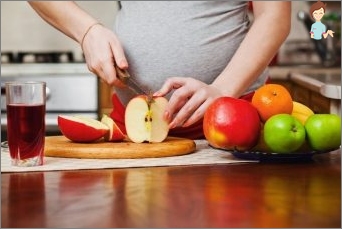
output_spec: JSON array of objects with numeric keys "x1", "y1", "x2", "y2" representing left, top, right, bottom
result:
[
  {"x1": 230, "y1": 148, "x2": 340, "y2": 163},
  {"x1": 209, "y1": 144, "x2": 340, "y2": 162}
]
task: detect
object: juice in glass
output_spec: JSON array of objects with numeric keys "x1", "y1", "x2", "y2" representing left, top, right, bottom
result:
[
  {"x1": 7, "y1": 104, "x2": 45, "y2": 165},
  {"x1": 5, "y1": 81, "x2": 46, "y2": 166}
]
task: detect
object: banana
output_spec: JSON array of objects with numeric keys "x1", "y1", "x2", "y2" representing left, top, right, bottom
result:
[{"x1": 291, "y1": 101, "x2": 314, "y2": 125}]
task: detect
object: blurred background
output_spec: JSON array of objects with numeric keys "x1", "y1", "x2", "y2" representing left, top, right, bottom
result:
[
  {"x1": 1, "y1": 1, "x2": 340, "y2": 65},
  {"x1": 1, "y1": 1, "x2": 119, "y2": 62}
]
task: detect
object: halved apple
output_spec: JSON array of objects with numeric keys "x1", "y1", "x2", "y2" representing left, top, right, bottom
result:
[
  {"x1": 58, "y1": 115, "x2": 109, "y2": 142},
  {"x1": 125, "y1": 95, "x2": 169, "y2": 143},
  {"x1": 100, "y1": 114, "x2": 125, "y2": 142}
]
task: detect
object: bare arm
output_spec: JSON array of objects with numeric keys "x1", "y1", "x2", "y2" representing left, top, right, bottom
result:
[
  {"x1": 28, "y1": 1, "x2": 128, "y2": 85},
  {"x1": 28, "y1": 1, "x2": 97, "y2": 43},
  {"x1": 211, "y1": 1, "x2": 291, "y2": 97}
]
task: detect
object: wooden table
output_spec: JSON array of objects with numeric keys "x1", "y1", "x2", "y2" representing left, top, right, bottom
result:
[{"x1": 1, "y1": 151, "x2": 341, "y2": 228}]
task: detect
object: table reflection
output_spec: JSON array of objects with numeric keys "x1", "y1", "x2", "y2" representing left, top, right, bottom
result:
[
  {"x1": 1, "y1": 153, "x2": 340, "y2": 228},
  {"x1": 5, "y1": 173, "x2": 46, "y2": 227}
]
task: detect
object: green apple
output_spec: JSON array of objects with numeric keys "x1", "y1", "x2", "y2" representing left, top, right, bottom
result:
[
  {"x1": 304, "y1": 114, "x2": 341, "y2": 151},
  {"x1": 264, "y1": 114, "x2": 306, "y2": 153}
]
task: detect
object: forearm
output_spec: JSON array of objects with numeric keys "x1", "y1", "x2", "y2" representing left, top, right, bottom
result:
[
  {"x1": 28, "y1": 1, "x2": 98, "y2": 44},
  {"x1": 212, "y1": 1, "x2": 291, "y2": 97}
]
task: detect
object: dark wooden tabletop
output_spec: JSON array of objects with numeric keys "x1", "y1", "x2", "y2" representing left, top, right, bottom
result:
[{"x1": 2, "y1": 150, "x2": 341, "y2": 228}]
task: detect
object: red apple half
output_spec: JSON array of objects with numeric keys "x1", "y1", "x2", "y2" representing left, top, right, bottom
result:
[
  {"x1": 125, "y1": 95, "x2": 169, "y2": 143},
  {"x1": 203, "y1": 97, "x2": 261, "y2": 151},
  {"x1": 100, "y1": 114, "x2": 125, "y2": 142},
  {"x1": 58, "y1": 115, "x2": 109, "y2": 142}
]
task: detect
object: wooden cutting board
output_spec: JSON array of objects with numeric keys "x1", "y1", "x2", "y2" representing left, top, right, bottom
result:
[{"x1": 44, "y1": 136, "x2": 196, "y2": 159}]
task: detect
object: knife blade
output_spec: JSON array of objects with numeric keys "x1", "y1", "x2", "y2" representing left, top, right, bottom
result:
[
  {"x1": 114, "y1": 65, "x2": 154, "y2": 105},
  {"x1": 115, "y1": 65, "x2": 149, "y2": 96}
]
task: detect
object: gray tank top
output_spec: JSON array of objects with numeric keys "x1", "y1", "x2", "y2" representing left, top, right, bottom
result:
[{"x1": 114, "y1": 1, "x2": 268, "y2": 105}]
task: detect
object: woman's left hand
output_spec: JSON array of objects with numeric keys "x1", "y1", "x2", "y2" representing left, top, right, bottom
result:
[{"x1": 153, "y1": 77, "x2": 224, "y2": 129}]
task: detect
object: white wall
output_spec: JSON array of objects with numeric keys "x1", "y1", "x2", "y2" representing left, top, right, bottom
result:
[{"x1": 1, "y1": 1, "x2": 119, "y2": 61}]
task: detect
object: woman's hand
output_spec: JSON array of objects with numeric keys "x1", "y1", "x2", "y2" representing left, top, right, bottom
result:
[
  {"x1": 81, "y1": 23, "x2": 128, "y2": 87},
  {"x1": 27, "y1": 1, "x2": 128, "y2": 87},
  {"x1": 154, "y1": 77, "x2": 224, "y2": 129}
]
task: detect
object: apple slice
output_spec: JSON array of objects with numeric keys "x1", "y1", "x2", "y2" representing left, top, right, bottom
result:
[
  {"x1": 100, "y1": 114, "x2": 125, "y2": 142},
  {"x1": 58, "y1": 115, "x2": 109, "y2": 142},
  {"x1": 125, "y1": 95, "x2": 169, "y2": 143}
]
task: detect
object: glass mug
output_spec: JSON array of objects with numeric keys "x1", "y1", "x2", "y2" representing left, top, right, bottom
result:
[{"x1": 5, "y1": 81, "x2": 46, "y2": 166}]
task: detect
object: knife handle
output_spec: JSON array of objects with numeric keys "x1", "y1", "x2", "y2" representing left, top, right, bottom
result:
[{"x1": 114, "y1": 65, "x2": 130, "y2": 83}]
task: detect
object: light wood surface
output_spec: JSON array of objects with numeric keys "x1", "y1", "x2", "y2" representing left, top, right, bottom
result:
[{"x1": 44, "y1": 136, "x2": 196, "y2": 159}]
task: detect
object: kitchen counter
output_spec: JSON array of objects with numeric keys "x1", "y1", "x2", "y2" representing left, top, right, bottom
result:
[
  {"x1": 1, "y1": 63, "x2": 90, "y2": 76},
  {"x1": 290, "y1": 72, "x2": 341, "y2": 100},
  {"x1": 269, "y1": 66, "x2": 341, "y2": 114},
  {"x1": 268, "y1": 66, "x2": 341, "y2": 80},
  {"x1": 1, "y1": 150, "x2": 341, "y2": 228}
]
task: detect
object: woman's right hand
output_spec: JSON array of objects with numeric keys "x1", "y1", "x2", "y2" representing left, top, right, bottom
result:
[
  {"x1": 27, "y1": 2, "x2": 127, "y2": 86},
  {"x1": 81, "y1": 23, "x2": 128, "y2": 87}
]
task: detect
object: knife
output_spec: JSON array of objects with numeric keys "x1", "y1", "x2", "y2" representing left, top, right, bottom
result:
[
  {"x1": 114, "y1": 65, "x2": 154, "y2": 105},
  {"x1": 114, "y1": 65, "x2": 148, "y2": 95}
]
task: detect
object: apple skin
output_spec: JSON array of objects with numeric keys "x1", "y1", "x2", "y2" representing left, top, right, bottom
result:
[
  {"x1": 125, "y1": 95, "x2": 169, "y2": 143},
  {"x1": 100, "y1": 114, "x2": 125, "y2": 142},
  {"x1": 58, "y1": 115, "x2": 109, "y2": 143},
  {"x1": 305, "y1": 114, "x2": 341, "y2": 151},
  {"x1": 251, "y1": 123, "x2": 272, "y2": 152},
  {"x1": 264, "y1": 114, "x2": 306, "y2": 153},
  {"x1": 203, "y1": 97, "x2": 261, "y2": 151}
]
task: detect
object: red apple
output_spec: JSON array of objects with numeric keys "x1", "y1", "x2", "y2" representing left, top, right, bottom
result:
[
  {"x1": 203, "y1": 97, "x2": 261, "y2": 151},
  {"x1": 58, "y1": 115, "x2": 109, "y2": 142},
  {"x1": 100, "y1": 114, "x2": 125, "y2": 142},
  {"x1": 125, "y1": 95, "x2": 169, "y2": 143}
]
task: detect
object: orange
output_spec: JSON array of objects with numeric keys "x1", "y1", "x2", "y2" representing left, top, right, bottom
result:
[{"x1": 251, "y1": 84, "x2": 293, "y2": 122}]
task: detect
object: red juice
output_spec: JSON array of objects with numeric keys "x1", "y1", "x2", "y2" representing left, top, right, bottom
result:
[{"x1": 6, "y1": 104, "x2": 45, "y2": 165}]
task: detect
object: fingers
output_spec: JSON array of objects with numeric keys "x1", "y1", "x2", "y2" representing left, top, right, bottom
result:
[
  {"x1": 101, "y1": 61, "x2": 126, "y2": 87},
  {"x1": 166, "y1": 86, "x2": 193, "y2": 126},
  {"x1": 110, "y1": 38, "x2": 128, "y2": 69},
  {"x1": 87, "y1": 56, "x2": 124, "y2": 87},
  {"x1": 99, "y1": 37, "x2": 128, "y2": 86},
  {"x1": 153, "y1": 77, "x2": 184, "y2": 97},
  {"x1": 182, "y1": 99, "x2": 211, "y2": 127},
  {"x1": 82, "y1": 25, "x2": 128, "y2": 87},
  {"x1": 168, "y1": 88, "x2": 209, "y2": 129},
  {"x1": 155, "y1": 77, "x2": 192, "y2": 122},
  {"x1": 329, "y1": 30, "x2": 335, "y2": 37},
  {"x1": 160, "y1": 78, "x2": 212, "y2": 128},
  {"x1": 110, "y1": 39, "x2": 128, "y2": 88},
  {"x1": 159, "y1": 79, "x2": 222, "y2": 129}
]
